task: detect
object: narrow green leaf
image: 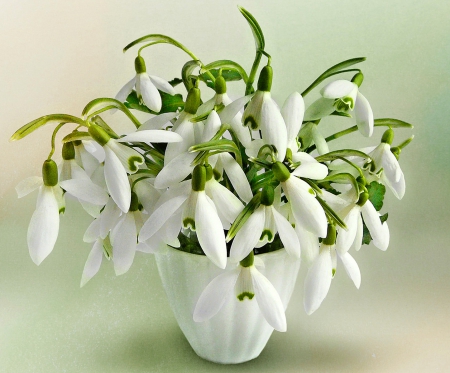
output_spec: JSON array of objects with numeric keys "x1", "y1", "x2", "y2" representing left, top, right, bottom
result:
[
  {"x1": 320, "y1": 173, "x2": 360, "y2": 197},
  {"x1": 301, "y1": 57, "x2": 366, "y2": 96},
  {"x1": 62, "y1": 131, "x2": 91, "y2": 143},
  {"x1": 315, "y1": 149, "x2": 370, "y2": 163},
  {"x1": 201, "y1": 60, "x2": 249, "y2": 83},
  {"x1": 82, "y1": 97, "x2": 142, "y2": 128},
  {"x1": 226, "y1": 193, "x2": 262, "y2": 241},
  {"x1": 10, "y1": 114, "x2": 86, "y2": 141},
  {"x1": 189, "y1": 139, "x2": 238, "y2": 153},
  {"x1": 316, "y1": 195, "x2": 347, "y2": 229},
  {"x1": 374, "y1": 118, "x2": 414, "y2": 129},
  {"x1": 238, "y1": 6, "x2": 265, "y2": 50},
  {"x1": 367, "y1": 181, "x2": 386, "y2": 211}
]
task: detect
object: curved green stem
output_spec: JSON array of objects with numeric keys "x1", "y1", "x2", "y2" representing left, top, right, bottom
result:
[
  {"x1": 245, "y1": 50, "x2": 263, "y2": 95},
  {"x1": 48, "y1": 122, "x2": 66, "y2": 159}
]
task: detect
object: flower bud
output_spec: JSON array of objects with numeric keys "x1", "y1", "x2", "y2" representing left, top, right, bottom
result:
[
  {"x1": 134, "y1": 56, "x2": 146, "y2": 74},
  {"x1": 357, "y1": 191, "x2": 369, "y2": 207},
  {"x1": 272, "y1": 161, "x2": 290, "y2": 182},
  {"x1": 214, "y1": 75, "x2": 227, "y2": 94},
  {"x1": 257, "y1": 65, "x2": 273, "y2": 92},
  {"x1": 260, "y1": 185, "x2": 275, "y2": 206},
  {"x1": 192, "y1": 164, "x2": 206, "y2": 191},
  {"x1": 42, "y1": 159, "x2": 58, "y2": 187},
  {"x1": 351, "y1": 72, "x2": 364, "y2": 87},
  {"x1": 323, "y1": 224, "x2": 336, "y2": 245},
  {"x1": 88, "y1": 124, "x2": 111, "y2": 147},
  {"x1": 62, "y1": 142, "x2": 75, "y2": 160},
  {"x1": 185, "y1": 87, "x2": 201, "y2": 114},
  {"x1": 381, "y1": 128, "x2": 394, "y2": 145}
]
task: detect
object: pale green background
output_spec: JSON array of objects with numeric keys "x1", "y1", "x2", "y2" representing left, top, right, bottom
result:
[{"x1": 1, "y1": 0, "x2": 449, "y2": 372}]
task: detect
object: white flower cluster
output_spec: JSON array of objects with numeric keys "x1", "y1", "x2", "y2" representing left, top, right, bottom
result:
[{"x1": 13, "y1": 15, "x2": 412, "y2": 333}]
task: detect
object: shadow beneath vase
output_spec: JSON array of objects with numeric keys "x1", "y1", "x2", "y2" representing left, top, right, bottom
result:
[{"x1": 94, "y1": 320, "x2": 373, "y2": 373}]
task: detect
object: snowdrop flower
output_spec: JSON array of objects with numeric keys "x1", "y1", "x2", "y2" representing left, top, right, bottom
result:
[
  {"x1": 88, "y1": 124, "x2": 182, "y2": 212},
  {"x1": 272, "y1": 161, "x2": 328, "y2": 238},
  {"x1": 304, "y1": 225, "x2": 361, "y2": 315},
  {"x1": 335, "y1": 189, "x2": 389, "y2": 252},
  {"x1": 140, "y1": 165, "x2": 228, "y2": 268},
  {"x1": 115, "y1": 56, "x2": 176, "y2": 113},
  {"x1": 59, "y1": 142, "x2": 109, "y2": 217},
  {"x1": 365, "y1": 129, "x2": 405, "y2": 199},
  {"x1": 198, "y1": 75, "x2": 252, "y2": 147},
  {"x1": 304, "y1": 74, "x2": 373, "y2": 137},
  {"x1": 242, "y1": 66, "x2": 287, "y2": 161},
  {"x1": 193, "y1": 252, "x2": 287, "y2": 332},
  {"x1": 229, "y1": 185, "x2": 300, "y2": 262},
  {"x1": 18, "y1": 160, "x2": 64, "y2": 265}
]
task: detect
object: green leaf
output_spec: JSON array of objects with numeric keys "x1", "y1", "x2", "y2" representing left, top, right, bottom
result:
[
  {"x1": 10, "y1": 114, "x2": 86, "y2": 141},
  {"x1": 320, "y1": 173, "x2": 360, "y2": 197},
  {"x1": 168, "y1": 77, "x2": 183, "y2": 87},
  {"x1": 200, "y1": 69, "x2": 244, "y2": 89},
  {"x1": 362, "y1": 213, "x2": 388, "y2": 245},
  {"x1": 62, "y1": 131, "x2": 91, "y2": 143},
  {"x1": 201, "y1": 60, "x2": 249, "y2": 83},
  {"x1": 82, "y1": 98, "x2": 142, "y2": 128},
  {"x1": 226, "y1": 193, "x2": 262, "y2": 241},
  {"x1": 316, "y1": 195, "x2": 347, "y2": 229},
  {"x1": 298, "y1": 122, "x2": 315, "y2": 151},
  {"x1": 301, "y1": 57, "x2": 366, "y2": 96},
  {"x1": 125, "y1": 90, "x2": 184, "y2": 114},
  {"x1": 374, "y1": 118, "x2": 414, "y2": 129},
  {"x1": 367, "y1": 181, "x2": 386, "y2": 211},
  {"x1": 315, "y1": 149, "x2": 371, "y2": 163},
  {"x1": 238, "y1": 6, "x2": 265, "y2": 50}
]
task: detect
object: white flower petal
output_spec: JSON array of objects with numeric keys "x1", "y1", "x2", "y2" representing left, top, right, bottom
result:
[
  {"x1": 381, "y1": 145, "x2": 402, "y2": 183},
  {"x1": 271, "y1": 207, "x2": 300, "y2": 258},
  {"x1": 80, "y1": 239, "x2": 104, "y2": 287},
  {"x1": 351, "y1": 214, "x2": 364, "y2": 252},
  {"x1": 260, "y1": 98, "x2": 287, "y2": 162},
  {"x1": 104, "y1": 146, "x2": 131, "y2": 213},
  {"x1": 196, "y1": 96, "x2": 216, "y2": 117},
  {"x1": 251, "y1": 267, "x2": 287, "y2": 332},
  {"x1": 137, "y1": 73, "x2": 161, "y2": 112},
  {"x1": 83, "y1": 217, "x2": 102, "y2": 243},
  {"x1": 111, "y1": 213, "x2": 137, "y2": 275},
  {"x1": 336, "y1": 205, "x2": 360, "y2": 253},
  {"x1": 139, "y1": 193, "x2": 188, "y2": 242},
  {"x1": 149, "y1": 75, "x2": 176, "y2": 95},
  {"x1": 195, "y1": 192, "x2": 227, "y2": 269},
  {"x1": 220, "y1": 152, "x2": 253, "y2": 203},
  {"x1": 27, "y1": 186, "x2": 59, "y2": 265},
  {"x1": 134, "y1": 178, "x2": 160, "y2": 213},
  {"x1": 16, "y1": 176, "x2": 43, "y2": 198},
  {"x1": 182, "y1": 191, "x2": 198, "y2": 229},
  {"x1": 361, "y1": 201, "x2": 389, "y2": 250},
  {"x1": 118, "y1": 130, "x2": 182, "y2": 144},
  {"x1": 303, "y1": 97, "x2": 335, "y2": 121},
  {"x1": 285, "y1": 177, "x2": 327, "y2": 238},
  {"x1": 291, "y1": 160, "x2": 328, "y2": 180},
  {"x1": 201, "y1": 110, "x2": 222, "y2": 142},
  {"x1": 205, "y1": 180, "x2": 243, "y2": 225},
  {"x1": 193, "y1": 267, "x2": 240, "y2": 322},
  {"x1": 354, "y1": 92, "x2": 373, "y2": 137},
  {"x1": 115, "y1": 76, "x2": 136, "y2": 103},
  {"x1": 75, "y1": 143, "x2": 99, "y2": 176},
  {"x1": 282, "y1": 92, "x2": 304, "y2": 150},
  {"x1": 100, "y1": 198, "x2": 122, "y2": 239},
  {"x1": 321, "y1": 80, "x2": 357, "y2": 99},
  {"x1": 337, "y1": 251, "x2": 361, "y2": 289},
  {"x1": 303, "y1": 245, "x2": 332, "y2": 315},
  {"x1": 59, "y1": 179, "x2": 109, "y2": 206},
  {"x1": 230, "y1": 206, "x2": 265, "y2": 261},
  {"x1": 295, "y1": 223, "x2": 319, "y2": 265},
  {"x1": 220, "y1": 94, "x2": 253, "y2": 125},
  {"x1": 107, "y1": 141, "x2": 144, "y2": 174},
  {"x1": 385, "y1": 171, "x2": 405, "y2": 200},
  {"x1": 164, "y1": 116, "x2": 195, "y2": 164},
  {"x1": 139, "y1": 112, "x2": 179, "y2": 131},
  {"x1": 154, "y1": 152, "x2": 196, "y2": 189}
]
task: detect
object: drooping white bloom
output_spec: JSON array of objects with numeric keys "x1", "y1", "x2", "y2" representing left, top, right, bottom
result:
[
  {"x1": 193, "y1": 256, "x2": 287, "y2": 332},
  {"x1": 88, "y1": 124, "x2": 182, "y2": 212},
  {"x1": 272, "y1": 161, "x2": 328, "y2": 238},
  {"x1": 140, "y1": 165, "x2": 229, "y2": 269},
  {"x1": 304, "y1": 227, "x2": 361, "y2": 315},
  {"x1": 281, "y1": 92, "x2": 305, "y2": 153},
  {"x1": 18, "y1": 160, "x2": 65, "y2": 265},
  {"x1": 115, "y1": 56, "x2": 176, "y2": 113},
  {"x1": 304, "y1": 79, "x2": 374, "y2": 137}
]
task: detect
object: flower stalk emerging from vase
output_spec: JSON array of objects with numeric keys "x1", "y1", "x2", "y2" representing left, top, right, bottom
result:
[{"x1": 11, "y1": 6, "x2": 413, "y2": 331}]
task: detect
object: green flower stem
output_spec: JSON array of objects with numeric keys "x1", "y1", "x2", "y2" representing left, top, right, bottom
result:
[
  {"x1": 47, "y1": 122, "x2": 66, "y2": 159},
  {"x1": 306, "y1": 125, "x2": 358, "y2": 152},
  {"x1": 245, "y1": 49, "x2": 263, "y2": 95}
]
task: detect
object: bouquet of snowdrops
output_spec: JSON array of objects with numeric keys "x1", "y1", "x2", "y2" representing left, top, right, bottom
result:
[{"x1": 11, "y1": 7, "x2": 413, "y2": 333}]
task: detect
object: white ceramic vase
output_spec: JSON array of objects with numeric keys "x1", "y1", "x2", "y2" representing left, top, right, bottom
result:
[{"x1": 154, "y1": 246, "x2": 300, "y2": 364}]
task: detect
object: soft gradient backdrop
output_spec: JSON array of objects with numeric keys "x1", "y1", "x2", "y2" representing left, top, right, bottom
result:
[{"x1": 1, "y1": 1, "x2": 449, "y2": 372}]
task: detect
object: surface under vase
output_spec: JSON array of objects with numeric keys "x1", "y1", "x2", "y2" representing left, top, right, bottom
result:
[{"x1": 154, "y1": 246, "x2": 300, "y2": 364}]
